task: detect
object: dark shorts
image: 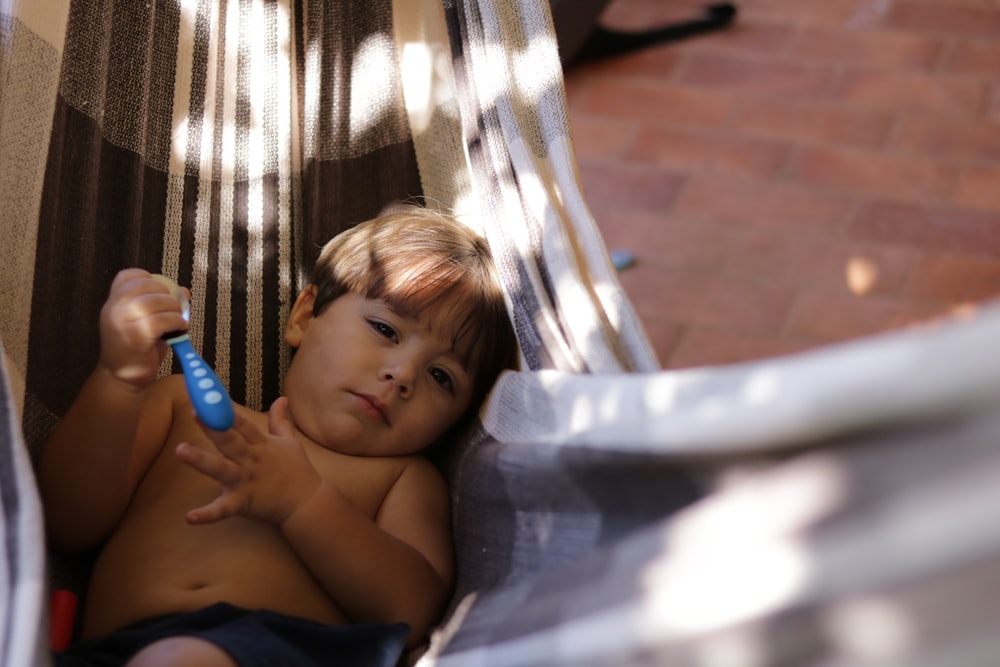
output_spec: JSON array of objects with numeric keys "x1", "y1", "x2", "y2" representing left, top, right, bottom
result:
[{"x1": 53, "y1": 602, "x2": 410, "y2": 667}]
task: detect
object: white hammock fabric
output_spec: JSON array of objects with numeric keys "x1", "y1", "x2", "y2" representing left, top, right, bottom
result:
[{"x1": 3, "y1": 1, "x2": 1000, "y2": 665}]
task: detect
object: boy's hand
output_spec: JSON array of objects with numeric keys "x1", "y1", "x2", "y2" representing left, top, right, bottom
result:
[
  {"x1": 177, "y1": 397, "x2": 324, "y2": 526},
  {"x1": 99, "y1": 269, "x2": 188, "y2": 389}
]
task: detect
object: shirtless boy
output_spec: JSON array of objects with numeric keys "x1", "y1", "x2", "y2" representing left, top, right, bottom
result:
[{"x1": 37, "y1": 208, "x2": 518, "y2": 667}]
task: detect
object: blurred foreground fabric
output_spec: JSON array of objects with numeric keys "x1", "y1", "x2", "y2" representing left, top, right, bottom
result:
[{"x1": 3, "y1": 1, "x2": 1000, "y2": 665}]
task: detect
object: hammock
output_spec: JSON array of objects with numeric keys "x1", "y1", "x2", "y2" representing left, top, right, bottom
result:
[{"x1": 4, "y1": 1, "x2": 1000, "y2": 665}]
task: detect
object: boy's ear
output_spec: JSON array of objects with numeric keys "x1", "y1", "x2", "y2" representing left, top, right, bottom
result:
[{"x1": 285, "y1": 285, "x2": 318, "y2": 348}]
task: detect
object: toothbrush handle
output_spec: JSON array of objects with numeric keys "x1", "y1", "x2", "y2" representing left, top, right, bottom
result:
[{"x1": 170, "y1": 338, "x2": 235, "y2": 431}]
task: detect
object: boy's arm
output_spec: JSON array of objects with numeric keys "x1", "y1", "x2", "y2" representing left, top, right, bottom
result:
[
  {"x1": 37, "y1": 373, "x2": 177, "y2": 552},
  {"x1": 36, "y1": 269, "x2": 186, "y2": 553},
  {"x1": 280, "y1": 462, "x2": 454, "y2": 646}
]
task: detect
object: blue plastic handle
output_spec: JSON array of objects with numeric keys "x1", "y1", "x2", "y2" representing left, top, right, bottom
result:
[{"x1": 168, "y1": 336, "x2": 235, "y2": 431}]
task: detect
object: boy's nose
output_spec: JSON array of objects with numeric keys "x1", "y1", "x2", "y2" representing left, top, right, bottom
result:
[{"x1": 379, "y1": 358, "x2": 415, "y2": 396}]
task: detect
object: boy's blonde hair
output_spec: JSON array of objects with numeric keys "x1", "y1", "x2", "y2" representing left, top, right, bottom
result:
[{"x1": 310, "y1": 206, "x2": 518, "y2": 410}]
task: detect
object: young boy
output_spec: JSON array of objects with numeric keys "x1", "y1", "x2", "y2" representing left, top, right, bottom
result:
[{"x1": 37, "y1": 207, "x2": 518, "y2": 667}]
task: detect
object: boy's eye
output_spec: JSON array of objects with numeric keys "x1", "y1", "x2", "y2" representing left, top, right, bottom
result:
[
  {"x1": 369, "y1": 319, "x2": 398, "y2": 342},
  {"x1": 429, "y1": 367, "x2": 455, "y2": 393}
]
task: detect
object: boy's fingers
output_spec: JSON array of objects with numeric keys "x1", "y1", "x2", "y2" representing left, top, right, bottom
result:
[
  {"x1": 229, "y1": 410, "x2": 265, "y2": 444},
  {"x1": 267, "y1": 397, "x2": 295, "y2": 439},
  {"x1": 195, "y1": 414, "x2": 251, "y2": 460},
  {"x1": 175, "y1": 442, "x2": 238, "y2": 485},
  {"x1": 186, "y1": 494, "x2": 241, "y2": 525}
]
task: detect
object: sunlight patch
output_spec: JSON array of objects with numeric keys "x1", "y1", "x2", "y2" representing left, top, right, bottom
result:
[{"x1": 350, "y1": 33, "x2": 395, "y2": 139}]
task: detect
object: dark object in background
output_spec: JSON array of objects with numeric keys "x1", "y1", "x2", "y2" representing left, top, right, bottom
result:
[{"x1": 550, "y1": 2, "x2": 738, "y2": 66}]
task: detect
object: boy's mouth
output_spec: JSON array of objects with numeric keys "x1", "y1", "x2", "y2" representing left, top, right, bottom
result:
[{"x1": 354, "y1": 392, "x2": 390, "y2": 425}]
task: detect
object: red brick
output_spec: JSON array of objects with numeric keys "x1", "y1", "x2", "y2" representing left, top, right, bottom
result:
[
  {"x1": 956, "y1": 165, "x2": 1000, "y2": 212},
  {"x1": 577, "y1": 79, "x2": 732, "y2": 129},
  {"x1": 905, "y1": 254, "x2": 1000, "y2": 303},
  {"x1": 893, "y1": 116, "x2": 1000, "y2": 162},
  {"x1": 886, "y1": 3, "x2": 1000, "y2": 37},
  {"x1": 569, "y1": 118, "x2": 636, "y2": 161},
  {"x1": 786, "y1": 28, "x2": 943, "y2": 70},
  {"x1": 733, "y1": 98, "x2": 893, "y2": 149},
  {"x1": 638, "y1": 319, "x2": 685, "y2": 369},
  {"x1": 667, "y1": 328, "x2": 813, "y2": 369},
  {"x1": 849, "y1": 200, "x2": 1000, "y2": 257},
  {"x1": 989, "y1": 84, "x2": 1000, "y2": 120},
  {"x1": 787, "y1": 291, "x2": 947, "y2": 342},
  {"x1": 678, "y1": 53, "x2": 835, "y2": 99},
  {"x1": 724, "y1": 229, "x2": 914, "y2": 297},
  {"x1": 694, "y1": 279, "x2": 795, "y2": 334},
  {"x1": 568, "y1": 46, "x2": 681, "y2": 82},
  {"x1": 578, "y1": 163, "x2": 685, "y2": 212},
  {"x1": 945, "y1": 40, "x2": 1000, "y2": 76},
  {"x1": 603, "y1": 0, "x2": 718, "y2": 29},
  {"x1": 833, "y1": 69, "x2": 986, "y2": 117},
  {"x1": 791, "y1": 146, "x2": 959, "y2": 202},
  {"x1": 617, "y1": 265, "x2": 710, "y2": 324},
  {"x1": 675, "y1": 173, "x2": 851, "y2": 231},
  {"x1": 735, "y1": 0, "x2": 870, "y2": 27},
  {"x1": 594, "y1": 210, "x2": 730, "y2": 273},
  {"x1": 686, "y1": 22, "x2": 796, "y2": 57},
  {"x1": 626, "y1": 127, "x2": 790, "y2": 178}
]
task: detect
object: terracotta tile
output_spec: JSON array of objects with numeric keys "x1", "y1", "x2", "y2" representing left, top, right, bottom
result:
[
  {"x1": 616, "y1": 265, "x2": 710, "y2": 324},
  {"x1": 577, "y1": 79, "x2": 732, "y2": 129},
  {"x1": 893, "y1": 115, "x2": 1000, "y2": 162},
  {"x1": 684, "y1": 21, "x2": 796, "y2": 57},
  {"x1": 905, "y1": 254, "x2": 1000, "y2": 303},
  {"x1": 894, "y1": 0, "x2": 1000, "y2": 6},
  {"x1": 787, "y1": 291, "x2": 947, "y2": 342},
  {"x1": 956, "y1": 164, "x2": 1000, "y2": 212},
  {"x1": 568, "y1": 46, "x2": 682, "y2": 82},
  {"x1": 791, "y1": 145, "x2": 959, "y2": 202},
  {"x1": 849, "y1": 200, "x2": 1000, "y2": 257},
  {"x1": 735, "y1": 0, "x2": 872, "y2": 27},
  {"x1": 625, "y1": 126, "x2": 790, "y2": 178},
  {"x1": 563, "y1": 0, "x2": 1000, "y2": 368},
  {"x1": 577, "y1": 162, "x2": 685, "y2": 212},
  {"x1": 786, "y1": 27, "x2": 943, "y2": 70},
  {"x1": 885, "y1": 3, "x2": 1000, "y2": 37},
  {"x1": 724, "y1": 229, "x2": 914, "y2": 298},
  {"x1": 636, "y1": 319, "x2": 685, "y2": 368},
  {"x1": 944, "y1": 39, "x2": 1000, "y2": 76},
  {"x1": 569, "y1": 117, "x2": 636, "y2": 161},
  {"x1": 593, "y1": 210, "x2": 730, "y2": 273},
  {"x1": 602, "y1": 0, "x2": 712, "y2": 29},
  {"x1": 732, "y1": 97, "x2": 893, "y2": 149},
  {"x1": 677, "y1": 53, "x2": 835, "y2": 99},
  {"x1": 694, "y1": 279, "x2": 795, "y2": 335},
  {"x1": 674, "y1": 173, "x2": 851, "y2": 231},
  {"x1": 667, "y1": 328, "x2": 813, "y2": 369},
  {"x1": 833, "y1": 69, "x2": 987, "y2": 118}
]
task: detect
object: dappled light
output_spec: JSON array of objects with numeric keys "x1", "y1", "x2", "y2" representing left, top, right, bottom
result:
[
  {"x1": 825, "y1": 596, "x2": 916, "y2": 661},
  {"x1": 637, "y1": 455, "x2": 847, "y2": 634},
  {"x1": 845, "y1": 255, "x2": 879, "y2": 296},
  {"x1": 350, "y1": 33, "x2": 398, "y2": 138}
]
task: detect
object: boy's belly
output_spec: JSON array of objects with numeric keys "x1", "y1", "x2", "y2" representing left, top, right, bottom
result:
[{"x1": 81, "y1": 503, "x2": 347, "y2": 639}]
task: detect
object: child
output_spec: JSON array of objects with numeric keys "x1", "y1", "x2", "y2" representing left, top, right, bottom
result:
[{"x1": 37, "y1": 207, "x2": 518, "y2": 667}]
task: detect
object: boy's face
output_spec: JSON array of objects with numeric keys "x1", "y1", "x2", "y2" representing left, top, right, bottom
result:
[{"x1": 282, "y1": 288, "x2": 475, "y2": 457}]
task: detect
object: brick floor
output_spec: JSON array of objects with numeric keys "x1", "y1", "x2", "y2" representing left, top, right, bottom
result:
[{"x1": 564, "y1": 0, "x2": 1000, "y2": 369}]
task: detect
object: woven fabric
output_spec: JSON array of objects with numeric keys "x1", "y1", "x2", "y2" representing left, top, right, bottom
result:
[{"x1": 4, "y1": 1, "x2": 1000, "y2": 666}]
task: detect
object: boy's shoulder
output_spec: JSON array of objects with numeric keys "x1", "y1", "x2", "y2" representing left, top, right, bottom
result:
[{"x1": 306, "y1": 447, "x2": 447, "y2": 521}]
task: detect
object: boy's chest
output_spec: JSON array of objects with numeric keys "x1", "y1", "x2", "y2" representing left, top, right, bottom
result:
[{"x1": 143, "y1": 407, "x2": 408, "y2": 521}]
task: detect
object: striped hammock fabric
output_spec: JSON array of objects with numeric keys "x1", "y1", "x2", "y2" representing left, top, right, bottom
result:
[{"x1": 4, "y1": 1, "x2": 1000, "y2": 666}]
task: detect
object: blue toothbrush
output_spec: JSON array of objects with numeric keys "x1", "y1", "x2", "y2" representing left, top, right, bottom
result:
[{"x1": 152, "y1": 275, "x2": 235, "y2": 431}]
